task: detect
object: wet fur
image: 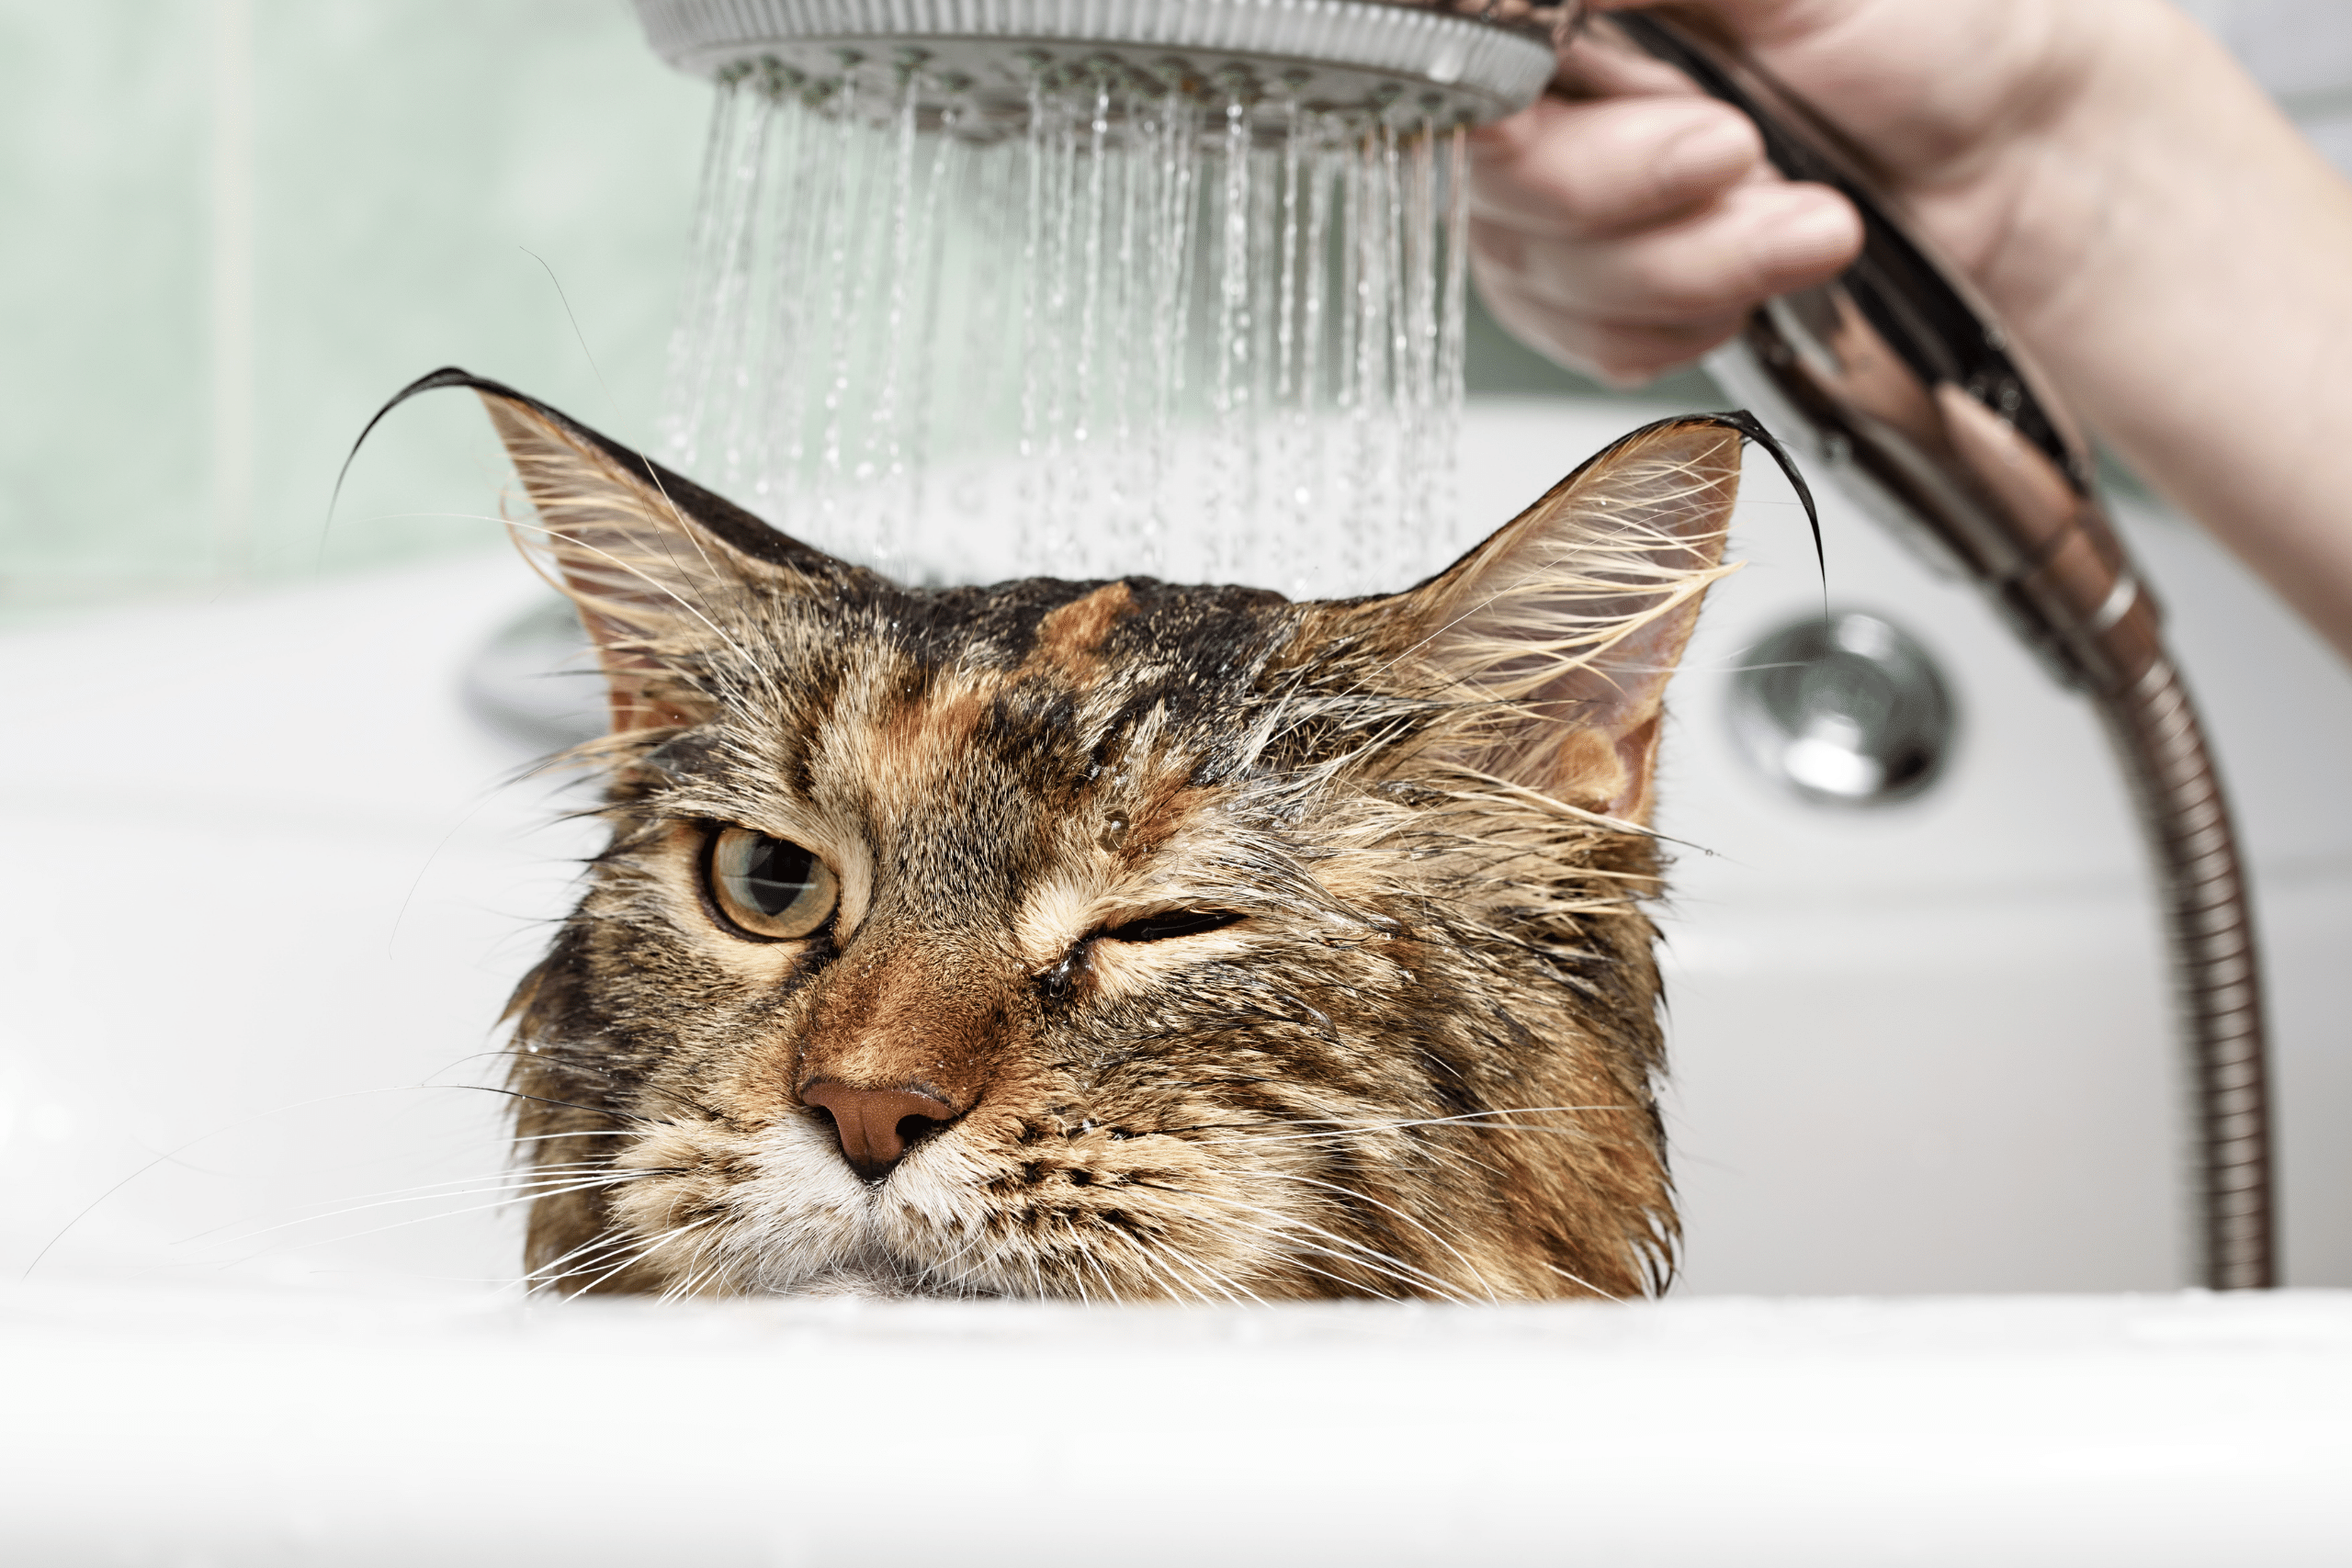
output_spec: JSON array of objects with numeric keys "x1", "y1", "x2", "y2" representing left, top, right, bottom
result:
[{"x1": 413, "y1": 369, "x2": 1746, "y2": 1302}]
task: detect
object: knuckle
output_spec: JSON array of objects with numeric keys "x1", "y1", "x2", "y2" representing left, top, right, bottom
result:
[{"x1": 1583, "y1": 332, "x2": 1679, "y2": 388}]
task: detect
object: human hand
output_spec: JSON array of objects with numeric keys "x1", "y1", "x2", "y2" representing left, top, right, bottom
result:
[{"x1": 1467, "y1": 0, "x2": 2129, "y2": 386}]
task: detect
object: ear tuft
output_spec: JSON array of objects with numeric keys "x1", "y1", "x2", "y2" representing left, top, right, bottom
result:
[
  {"x1": 443, "y1": 377, "x2": 869, "y2": 737},
  {"x1": 344, "y1": 368, "x2": 865, "y2": 737},
  {"x1": 480, "y1": 391, "x2": 777, "y2": 734},
  {"x1": 1389, "y1": 416, "x2": 1747, "y2": 821}
]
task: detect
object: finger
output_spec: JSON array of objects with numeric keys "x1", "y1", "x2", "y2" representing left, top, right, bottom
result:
[
  {"x1": 1583, "y1": 0, "x2": 1828, "y2": 28},
  {"x1": 1474, "y1": 181, "x2": 1861, "y2": 326},
  {"x1": 1470, "y1": 96, "x2": 1763, "y2": 240},
  {"x1": 1477, "y1": 264, "x2": 1750, "y2": 387}
]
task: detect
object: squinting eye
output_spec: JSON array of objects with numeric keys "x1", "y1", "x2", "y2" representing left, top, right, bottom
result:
[
  {"x1": 1099, "y1": 909, "x2": 1243, "y2": 943},
  {"x1": 704, "y1": 826, "x2": 840, "y2": 942}
]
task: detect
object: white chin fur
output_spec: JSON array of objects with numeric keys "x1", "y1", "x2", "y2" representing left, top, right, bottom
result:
[
  {"x1": 721, "y1": 1122, "x2": 1007, "y2": 1299},
  {"x1": 769, "y1": 1264, "x2": 926, "y2": 1299}
]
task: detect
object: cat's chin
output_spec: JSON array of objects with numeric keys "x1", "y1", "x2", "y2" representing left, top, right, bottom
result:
[{"x1": 765, "y1": 1264, "x2": 1000, "y2": 1302}]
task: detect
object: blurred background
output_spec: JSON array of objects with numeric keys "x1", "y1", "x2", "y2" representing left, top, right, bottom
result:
[
  {"x1": 5, "y1": 1, "x2": 2346, "y2": 613},
  {"x1": 0, "y1": 0, "x2": 1678, "y2": 617},
  {"x1": 3, "y1": 0, "x2": 2349, "y2": 1298}
]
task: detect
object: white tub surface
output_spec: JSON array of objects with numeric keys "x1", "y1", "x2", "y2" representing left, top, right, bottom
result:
[{"x1": 4, "y1": 1282, "x2": 2347, "y2": 1565}]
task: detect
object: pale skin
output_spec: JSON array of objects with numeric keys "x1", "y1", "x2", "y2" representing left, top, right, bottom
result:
[{"x1": 1470, "y1": 0, "x2": 2352, "y2": 663}]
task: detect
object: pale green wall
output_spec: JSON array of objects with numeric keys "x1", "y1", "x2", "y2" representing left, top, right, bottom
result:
[{"x1": 0, "y1": 0, "x2": 707, "y2": 615}]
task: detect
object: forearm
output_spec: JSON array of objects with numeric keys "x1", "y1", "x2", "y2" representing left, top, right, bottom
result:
[{"x1": 1968, "y1": 2, "x2": 2352, "y2": 659}]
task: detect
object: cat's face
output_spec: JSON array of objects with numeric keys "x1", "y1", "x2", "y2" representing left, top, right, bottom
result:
[{"x1": 450, "y1": 373, "x2": 1741, "y2": 1301}]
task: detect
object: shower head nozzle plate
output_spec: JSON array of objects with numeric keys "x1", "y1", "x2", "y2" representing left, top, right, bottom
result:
[{"x1": 633, "y1": 0, "x2": 1567, "y2": 130}]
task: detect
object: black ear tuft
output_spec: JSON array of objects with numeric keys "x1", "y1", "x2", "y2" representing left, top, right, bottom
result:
[
  {"x1": 335, "y1": 367, "x2": 853, "y2": 578},
  {"x1": 345, "y1": 367, "x2": 881, "y2": 735}
]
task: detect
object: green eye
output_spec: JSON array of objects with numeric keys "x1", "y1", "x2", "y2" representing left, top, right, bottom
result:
[{"x1": 705, "y1": 826, "x2": 840, "y2": 942}]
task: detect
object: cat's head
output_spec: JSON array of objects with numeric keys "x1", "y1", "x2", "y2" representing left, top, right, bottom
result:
[{"x1": 426, "y1": 370, "x2": 1748, "y2": 1301}]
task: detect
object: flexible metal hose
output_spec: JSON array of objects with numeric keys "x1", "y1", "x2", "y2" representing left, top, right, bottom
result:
[{"x1": 2098, "y1": 660, "x2": 2274, "y2": 1287}]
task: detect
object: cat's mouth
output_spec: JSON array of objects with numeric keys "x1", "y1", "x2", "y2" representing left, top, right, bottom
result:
[{"x1": 771, "y1": 1261, "x2": 1002, "y2": 1302}]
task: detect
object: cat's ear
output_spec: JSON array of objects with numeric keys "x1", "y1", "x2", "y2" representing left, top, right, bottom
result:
[
  {"x1": 477, "y1": 390, "x2": 763, "y2": 732},
  {"x1": 1373, "y1": 416, "x2": 1751, "y2": 824},
  {"x1": 343, "y1": 368, "x2": 860, "y2": 734},
  {"x1": 386, "y1": 370, "x2": 858, "y2": 734}
]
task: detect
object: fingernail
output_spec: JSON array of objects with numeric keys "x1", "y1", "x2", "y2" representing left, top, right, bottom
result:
[
  {"x1": 1659, "y1": 116, "x2": 1754, "y2": 186},
  {"x1": 1752, "y1": 190, "x2": 1860, "y2": 270}
]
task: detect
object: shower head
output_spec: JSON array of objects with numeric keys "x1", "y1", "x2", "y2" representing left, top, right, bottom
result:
[{"x1": 632, "y1": 0, "x2": 1573, "y2": 134}]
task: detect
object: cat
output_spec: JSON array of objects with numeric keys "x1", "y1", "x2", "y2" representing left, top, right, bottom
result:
[{"x1": 377, "y1": 367, "x2": 1770, "y2": 1302}]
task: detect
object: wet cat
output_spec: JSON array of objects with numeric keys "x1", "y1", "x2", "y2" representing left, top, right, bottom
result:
[{"x1": 391, "y1": 368, "x2": 1758, "y2": 1301}]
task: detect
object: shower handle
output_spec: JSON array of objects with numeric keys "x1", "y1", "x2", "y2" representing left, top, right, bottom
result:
[{"x1": 1587, "y1": 8, "x2": 2275, "y2": 1290}]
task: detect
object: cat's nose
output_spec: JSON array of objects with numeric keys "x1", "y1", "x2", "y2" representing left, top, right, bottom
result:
[{"x1": 799, "y1": 1081, "x2": 959, "y2": 1179}]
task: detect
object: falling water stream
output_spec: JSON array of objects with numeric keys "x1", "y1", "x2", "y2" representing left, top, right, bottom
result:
[{"x1": 659, "y1": 56, "x2": 1472, "y2": 596}]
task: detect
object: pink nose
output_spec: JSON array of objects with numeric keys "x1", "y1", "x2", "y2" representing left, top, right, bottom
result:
[{"x1": 800, "y1": 1082, "x2": 958, "y2": 1179}]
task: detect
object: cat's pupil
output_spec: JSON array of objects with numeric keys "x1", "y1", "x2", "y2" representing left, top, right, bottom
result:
[
  {"x1": 738, "y1": 837, "x2": 820, "y2": 916},
  {"x1": 1101, "y1": 909, "x2": 1243, "y2": 943},
  {"x1": 706, "y1": 825, "x2": 841, "y2": 941}
]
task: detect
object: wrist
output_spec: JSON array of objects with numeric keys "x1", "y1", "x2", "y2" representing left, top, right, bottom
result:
[
  {"x1": 1949, "y1": 0, "x2": 2277, "y2": 348},
  {"x1": 1962, "y1": 3, "x2": 2352, "y2": 660}
]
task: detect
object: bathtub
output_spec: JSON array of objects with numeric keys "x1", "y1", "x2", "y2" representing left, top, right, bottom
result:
[{"x1": 3, "y1": 398, "x2": 2347, "y2": 1561}]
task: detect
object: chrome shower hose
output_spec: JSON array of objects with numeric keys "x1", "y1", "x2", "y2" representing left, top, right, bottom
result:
[{"x1": 2099, "y1": 660, "x2": 2273, "y2": 1286}]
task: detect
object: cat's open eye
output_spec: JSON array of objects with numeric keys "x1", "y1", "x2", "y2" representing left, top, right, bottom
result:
[
  {"x1": 1098, "y1": 909, "x2": 1243, "y2": 943},
  {"x1": 703, "y1": 826, "x2": 840, "y2": 942}
]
